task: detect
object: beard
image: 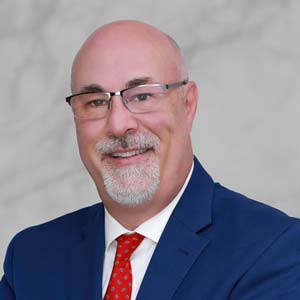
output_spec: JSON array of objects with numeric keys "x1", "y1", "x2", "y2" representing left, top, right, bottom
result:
[{"x1": 95, "y1": 131, "x2": 160, "y2": 207}]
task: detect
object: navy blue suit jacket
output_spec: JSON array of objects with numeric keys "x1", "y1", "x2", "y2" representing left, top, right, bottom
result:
[{"x1": 1, "y1": 158, "x2": 300, "y2": 299}]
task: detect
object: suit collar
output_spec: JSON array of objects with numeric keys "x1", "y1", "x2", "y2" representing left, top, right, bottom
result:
[
  {"x1": 137, "y1": 157, "x2": 214, "y2": 300},
  {"x1": 172, "y1": 156, "x2": 214, "y2": 232},
  {"x1": 67, "y1": 203, "x2": 105, "y2": 300}
]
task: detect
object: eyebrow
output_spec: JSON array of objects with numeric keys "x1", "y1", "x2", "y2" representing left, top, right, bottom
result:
[
  {"x1": 79, "y1": 84, "x2": 105, "y2": 94},
  {"x1": 79, "y1": 77, "x2": 154, "y2": 94},
  {"x1": 125, "y1": 77, "x2": 154, "y2": 88}
]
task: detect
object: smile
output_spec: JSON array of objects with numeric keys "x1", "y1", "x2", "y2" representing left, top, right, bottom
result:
[{"x1": 111, "y1": 148, "x2": 148, "y2": 158}]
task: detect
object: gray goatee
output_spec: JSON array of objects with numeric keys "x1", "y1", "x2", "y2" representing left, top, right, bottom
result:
[{"x1": 96, "y1": 132, "x2": 160, "y2": 207}]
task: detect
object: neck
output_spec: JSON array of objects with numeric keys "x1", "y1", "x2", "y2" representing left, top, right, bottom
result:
[{"x1": 103, "y1": 193, "x2": 172, "y2": 230}]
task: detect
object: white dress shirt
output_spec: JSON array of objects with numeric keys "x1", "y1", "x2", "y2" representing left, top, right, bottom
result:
[{"x1": 102, "y1": 163, "x2": 194, "y2": 300}]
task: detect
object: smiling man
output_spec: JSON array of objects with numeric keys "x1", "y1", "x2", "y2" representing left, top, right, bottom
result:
[{"x1": 1, "y1": 20, "x2": 300, "y2": 300}]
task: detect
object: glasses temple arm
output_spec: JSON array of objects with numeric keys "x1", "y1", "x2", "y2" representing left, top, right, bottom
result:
[{"x1": 166, "y1": 79, "x2": 189, "y2": 89}]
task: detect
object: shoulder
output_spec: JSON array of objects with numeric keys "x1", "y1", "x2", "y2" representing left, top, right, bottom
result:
[
  {"x1": 10, "y1": 202, "x2": 103, "y2": 250},
  {"x1": 2, "y1": 203, "x2": 104, "y2": 295},
  {"x1": 214, "y1": 183, "x2": 293, "y2": 219},
  {"x1": 212, "y1": 183, "x2": 299, "y2": 244},
  {"x1": 212, "y1": 185, "x2": 300, "y2": 297}
]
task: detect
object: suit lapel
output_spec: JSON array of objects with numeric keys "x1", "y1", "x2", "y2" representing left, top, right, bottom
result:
[
  {"x1": 137, "y1": 218, "x2": 210, "y2": 300},
  {"x1": 67, "y1": 204, "x2": 105, "y2": 300},
  {"x1": 137, "y1": 158, "x2": 214, "y2": 300}
]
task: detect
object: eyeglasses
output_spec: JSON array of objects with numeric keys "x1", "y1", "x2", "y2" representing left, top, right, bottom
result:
[{"x1": 65, "y1": 79, "x2": 188, "y2": 120}]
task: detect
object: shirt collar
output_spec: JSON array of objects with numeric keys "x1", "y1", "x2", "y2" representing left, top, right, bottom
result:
[{"x1": 104, "y1": 162, "x2": 194, "y2": 248}]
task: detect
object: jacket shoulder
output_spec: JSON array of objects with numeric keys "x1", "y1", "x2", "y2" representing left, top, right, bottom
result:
[
  {"x1": 212, "y1": 185, "x2": 300, "y2": 298},
  {"x1": 12, "y1": 202, "x2": 103, "y2": 246},
  {"x1": 212, "y1": 183, "x2": 298, "y2": 240}
]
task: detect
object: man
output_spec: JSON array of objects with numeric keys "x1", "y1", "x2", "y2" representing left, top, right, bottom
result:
[{"x1": 1, "y1": 20, "x2": 300, "y2": 300}]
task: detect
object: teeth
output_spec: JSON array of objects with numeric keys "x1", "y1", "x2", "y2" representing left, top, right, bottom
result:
[{"x1": 112, "y1": 149, "x2": 147, "y2": 158}]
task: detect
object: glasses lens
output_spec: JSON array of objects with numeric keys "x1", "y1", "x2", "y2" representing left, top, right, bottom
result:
[
  {"x1": 123, "y1": 85, "x2": 165, "y2": 113},
  {"x1": 70, "y1": 92, "x2": 110, "y2": 119}
]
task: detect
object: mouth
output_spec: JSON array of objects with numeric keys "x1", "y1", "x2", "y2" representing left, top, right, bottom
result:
[
  {"x1": 111, "y1": 148, "x2": 148, "y2": 158},
  {"x1": 103, "y1": 147, "x2": 152, "y2": 166}
]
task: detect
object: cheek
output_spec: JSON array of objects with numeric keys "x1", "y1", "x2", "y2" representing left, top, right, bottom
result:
[
  {"x1": 155, "y1": 105, "x2": 191, "y2": 162},
  {"x1": 153, "y1": 104, "x2": 188, "y2": 140},
  {"x1": 142, "y1": 109, "x2": 184, "y2": 157},
  {"x1": 75, "y1": 120, "x2": 105, "y2": 163}
]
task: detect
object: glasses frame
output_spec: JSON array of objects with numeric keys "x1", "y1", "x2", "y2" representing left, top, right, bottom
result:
[
  {"x1": 65, "y1": 79, "x2": 189, "y2": 118},
  {"x1": 66, "y1": 79, "x2": 188, "y2": 104}
]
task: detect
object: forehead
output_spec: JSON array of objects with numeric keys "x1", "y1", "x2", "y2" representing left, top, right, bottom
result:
[{"x1": 71, "y1": 27, "x2": 181, "y2": 92}]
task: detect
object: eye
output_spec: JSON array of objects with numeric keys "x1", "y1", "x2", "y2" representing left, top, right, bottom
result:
[
  {"x1": 87, "y1": 99, "x2": 108, "y2": 107},
  {"x1": 135, "y1": 93, "x2": 152, "y2": 102}
]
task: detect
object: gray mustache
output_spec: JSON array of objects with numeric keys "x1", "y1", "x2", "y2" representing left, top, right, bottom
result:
[{"x1": 96, "y1": 134, "x2": 160, "y2": 155}]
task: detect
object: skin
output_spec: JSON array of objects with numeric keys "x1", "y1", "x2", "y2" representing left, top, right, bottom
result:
[{"x1": 71, "y1": 20, "x2": 198, "y2": 229}]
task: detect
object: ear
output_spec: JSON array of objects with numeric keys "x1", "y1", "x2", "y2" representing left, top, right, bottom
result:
[{"x1": 183, "y1": 81, "x2": 198, "y2": 132}]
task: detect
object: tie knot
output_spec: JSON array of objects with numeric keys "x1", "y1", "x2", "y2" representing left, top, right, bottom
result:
[{"x1": 116, "y1": 233, "x2": 144, "y2": 261}]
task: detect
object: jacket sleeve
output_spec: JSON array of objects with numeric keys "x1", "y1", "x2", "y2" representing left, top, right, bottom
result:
[
  {"x1": 0, "y1": 238, "x2": 16, "y2": 300},
  {"x1": 229, "y1": 221, "x2": 300, "y2": 299}
]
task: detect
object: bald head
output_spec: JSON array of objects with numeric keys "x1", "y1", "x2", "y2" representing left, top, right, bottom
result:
[{"x1": 71, "y1": 20, "x2": 188, "y2": 93}]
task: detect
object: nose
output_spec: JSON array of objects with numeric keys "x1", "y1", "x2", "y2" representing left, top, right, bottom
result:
[{"x1": 105, "y1": 95, "x2": 139, "y2": 138}]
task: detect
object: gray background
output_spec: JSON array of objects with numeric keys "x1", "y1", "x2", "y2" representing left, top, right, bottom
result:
[{"x1": 1, "y1": 0, "x2": 300, "y2": 265}]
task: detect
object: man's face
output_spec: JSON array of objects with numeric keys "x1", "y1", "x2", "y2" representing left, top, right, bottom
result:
[{"x1": 71, "y1": 25, "x2": 197, "y2": 209}]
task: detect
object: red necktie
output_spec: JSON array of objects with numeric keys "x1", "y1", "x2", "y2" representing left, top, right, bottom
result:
[{"x1": 104, "y1": 233, "x2": 144, "y2": 300}]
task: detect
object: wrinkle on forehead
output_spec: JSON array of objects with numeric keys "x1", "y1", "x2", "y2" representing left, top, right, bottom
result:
[{"x1": 71, "y1": 20, "x2": 188, "y2": 92}]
